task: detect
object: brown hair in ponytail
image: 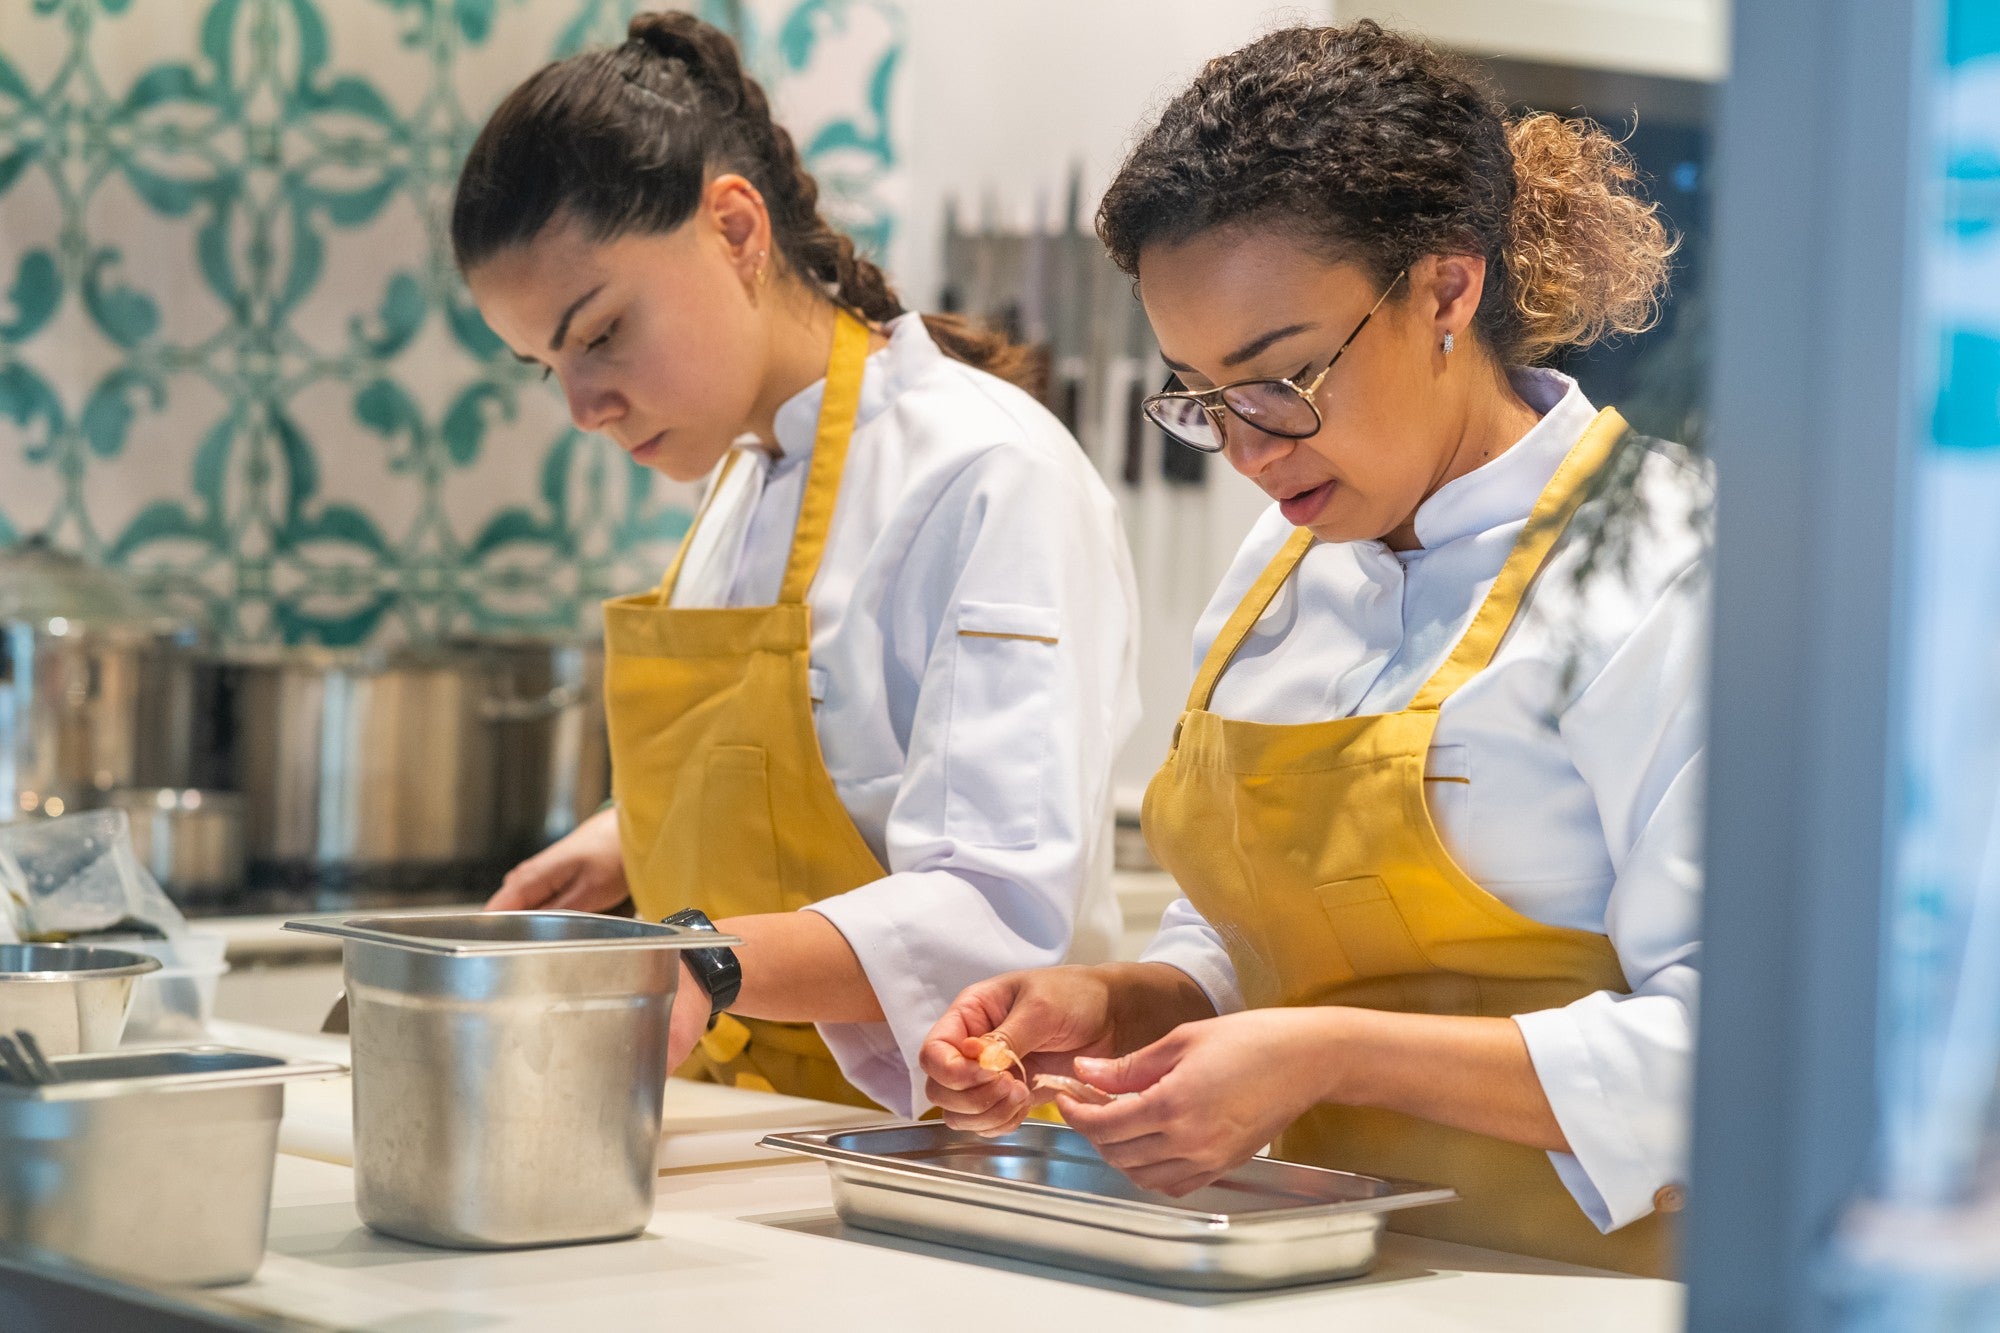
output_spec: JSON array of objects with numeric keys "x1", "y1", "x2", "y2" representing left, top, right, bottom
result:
[
  {"x1": 1095, "y1": 22, "x2": 1675, "y2": 366},
  {"x1": 451, "y1": 11, "x2": 1036, "y2": 388}
]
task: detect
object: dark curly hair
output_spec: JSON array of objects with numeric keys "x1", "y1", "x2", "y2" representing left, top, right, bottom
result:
[
  {"x1": 452, "y1": 11, "x2": 1038, "y2": 389},
  {"x1": 1096, "y1": 22, "x2": 1674, "y2": 365}
]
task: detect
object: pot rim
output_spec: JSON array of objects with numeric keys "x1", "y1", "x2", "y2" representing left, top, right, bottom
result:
[
  {"x1": 284, "y1": 910, "x2": 735, "y2": 956},
  {"x1": 0, "y1": 944, "x2": 165, "y2": 981}
]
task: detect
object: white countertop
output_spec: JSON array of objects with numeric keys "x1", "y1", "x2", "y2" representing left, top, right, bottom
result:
[
  {"x1": 157, "y1": 1023, "x2": 1687, "y2": 1333},
  {"x1": 203, "y1": 1154, "x2": 1682, "y2": 1333}
]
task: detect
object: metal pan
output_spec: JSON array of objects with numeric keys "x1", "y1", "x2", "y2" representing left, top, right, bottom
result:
[
  {"x1": 762, "y1": 1121, "x2": 1456, "y2": 1290},
  {"x1": 0, "y1": 1047, "x2": 344, "y2": 1287}
]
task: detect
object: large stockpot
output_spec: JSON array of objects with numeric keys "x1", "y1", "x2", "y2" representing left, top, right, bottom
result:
[
  {"x1": 0, "y1": 541, "x2": 200, "y2": 822},
  {"x1": 104, "y1": 788, "x2": 247, "y2": 900},
  {"x1": 186, "y1": 638, "x2": 607, "y2": 889},
  {"x1": 204, "y1": 645, "x2": 500, "y2": 884},
  {"x1": 283, "y1": 911, "x2": 733, "y2": 1249},
  {"x1": 475, "y1": 636, "x2": 610, "y2": 861}
]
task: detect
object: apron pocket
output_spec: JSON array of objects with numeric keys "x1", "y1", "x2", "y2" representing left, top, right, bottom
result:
[
  {"x1": 1313, "y1": 875, "x2": 1433, "y2": 977},
  {"x1": 946, "y1": 601, "x2": 1060, "y2": 849},
  {"x1": 698, "y1": 746, "x2": 786, "y2": 909},
  {"x1": 1422, "y1": 743, "x2": 1472, "y2": 853}
]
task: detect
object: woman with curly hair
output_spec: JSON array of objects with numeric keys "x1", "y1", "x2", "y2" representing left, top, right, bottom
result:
[
  {"x1": 922, "y1": 22, "x2": 1704, "y2": 1274},
  {"x1": 453, "y1": 12, "x2": 1138, "y2": 1114}
]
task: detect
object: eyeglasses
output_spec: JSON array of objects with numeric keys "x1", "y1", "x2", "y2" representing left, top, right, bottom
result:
[{"x1": 1142, "y1": 270, "x2": 1408, "y2": 454}]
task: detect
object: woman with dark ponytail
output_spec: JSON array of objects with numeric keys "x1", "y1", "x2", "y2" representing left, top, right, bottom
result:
[
  {"x1": 924, "y1": 23, "x2": 1705, "y2": 1275},
  {"x1": 457, "y1": 13, "x2": 1137, "y2": 1113}
]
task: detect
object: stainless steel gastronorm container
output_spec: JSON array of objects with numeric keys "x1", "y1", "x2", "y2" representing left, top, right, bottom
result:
[
  {"x1": 0, "y1": 1047, "x2": 344, "y2": 1287},
  {"x1": 283, "y1": 911, "x2": 735, "y2": 1250},
  {"x1": 762, "y1": 1122, "x2": 1459, "y2": 1290},
  {"x1": 0, "y1": 943, "x2": 162, "y2": 1054}
]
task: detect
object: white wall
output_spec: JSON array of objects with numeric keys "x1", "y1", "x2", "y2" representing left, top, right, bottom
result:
[
  {"x1": 1337, "y1": 0, "x2": 1730, "y2": 83},
  {"x1": 893, "y1": 2, "x2": 1329, "y2": 307}
]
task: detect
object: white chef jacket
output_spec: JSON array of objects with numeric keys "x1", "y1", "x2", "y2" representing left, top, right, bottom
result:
[
  {"x1": 1140, "y1": 369, "x2": 1710, "y2": 1233},
  {"x1": 667, "y1": 313, "x2": 1140, "y2": 1116}
]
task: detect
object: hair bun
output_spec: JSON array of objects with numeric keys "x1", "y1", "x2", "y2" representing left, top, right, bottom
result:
[
  {"x1": 627, "y1": 11, "x2": 743, "y2": 110},
  {"x1": 1504, "y1": 112, "x2": 1673, "y2": 362}
]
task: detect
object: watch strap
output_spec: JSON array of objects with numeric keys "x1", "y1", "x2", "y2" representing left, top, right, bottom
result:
[{"x1": 661, "y1": 909, "x2": 743, "y2": 1013}]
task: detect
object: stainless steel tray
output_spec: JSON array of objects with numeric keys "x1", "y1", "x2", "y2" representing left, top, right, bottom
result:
[{"x1": 762, "y1": 1121, "x2": 1456, "y2": 1290}]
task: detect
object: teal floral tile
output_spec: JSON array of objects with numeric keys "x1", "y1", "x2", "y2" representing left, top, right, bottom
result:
[{"x1": 0, "y1": 0, "x2": 904, "y2": 645}]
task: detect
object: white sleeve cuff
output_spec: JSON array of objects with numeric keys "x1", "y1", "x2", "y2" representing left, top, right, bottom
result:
[
  {"x1": 806, "y1": 866, "x2": 1082, "y2": 1119},
  {"x1": 1513, "y1": 1003, "x2": 1675, "y2": 1232},
  {"x1": 811, "y1": 1017, "x2": 918, "y2": 1118},
  {"x1": 804, "y1": 886, "x2": 941, "y2": 1118},
  {"x1": 1137, "y1": 901, "x2": 1246, "y2": 1016}
]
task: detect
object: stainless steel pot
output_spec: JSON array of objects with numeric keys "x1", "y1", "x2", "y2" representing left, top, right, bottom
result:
[
  {"x1": 104, "y1": 788, "x2": 246, "y2": 899},
  {"x1": 215, "y1": 645, "x2": 500, "y2": 886},
  {"x1": 0, "y1": 541, "x2": 201, "y2": 822},
  {"x1": 471, "y1": 637, "x2": 609, "y2": 862},
  {"x1": 181, "y1": 638, "x2": 607, "y2": 890},
  {"x1": 284, "y1": 911, "x2": 732, "y2": 1249}
]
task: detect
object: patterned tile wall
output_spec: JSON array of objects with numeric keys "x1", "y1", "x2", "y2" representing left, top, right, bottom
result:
[{"x1": 0, "y1": 0, "x2": 903, "y2": 645}]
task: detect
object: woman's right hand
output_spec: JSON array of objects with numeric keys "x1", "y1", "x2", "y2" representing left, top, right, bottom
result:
[
  {"x1": 920, "y1": 966, "x2": 1122, "y2": 1136},
  {"x1": 486, "y1": 806, "x2": 628, "y2": 911}
]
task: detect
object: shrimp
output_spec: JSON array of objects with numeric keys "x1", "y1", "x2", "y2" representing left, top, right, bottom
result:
[
  {"x1": 1030, "y1": 1073, "x2": 1118, "y2": 1106},
  {"x1": 963, "y1": 1032, "x2": 1029, "y2": 1084}
]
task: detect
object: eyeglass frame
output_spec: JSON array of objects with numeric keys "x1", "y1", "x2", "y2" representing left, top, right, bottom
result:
[{"x1": 1142, "y1": 269, "x2": 1411, "y2": 454}]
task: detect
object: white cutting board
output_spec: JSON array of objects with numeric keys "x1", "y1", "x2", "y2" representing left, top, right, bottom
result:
[{"x1": 206, "y1": 1021, "x2": 886, "y2": 1173}]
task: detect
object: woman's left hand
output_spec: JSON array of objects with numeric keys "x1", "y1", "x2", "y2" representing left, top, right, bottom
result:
[{"x1": 1056, "y1": 1008, "x2": 1339, "y2": 1197}]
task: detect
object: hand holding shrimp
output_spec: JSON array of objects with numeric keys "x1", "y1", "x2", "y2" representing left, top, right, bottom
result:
[
  {"x1": 921, "y1": 968, "x2": 1117, "y2": 1135},
  {"x1": 920, "y1": 962, "x2": 1219, "y2": 1135},
  {"x1": 962, "y1": 1037, "x2": 1121, "y2": 1106},
  {"x1": 1053, "y1": 1010, "x2": 1338, "y2": 1197}
]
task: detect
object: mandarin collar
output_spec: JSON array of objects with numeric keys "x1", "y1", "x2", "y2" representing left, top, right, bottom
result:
[
  {"x1": 766, "y1": 312, "x2": 938, "y2": 471},
  {"x1": 1400, "y1": 368, "x2": 1598, "y2": 555}
]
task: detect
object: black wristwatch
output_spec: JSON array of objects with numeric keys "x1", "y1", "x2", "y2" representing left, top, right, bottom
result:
[{"x1": 661, "y1": 908, "x2": 742, "y2": 1014}]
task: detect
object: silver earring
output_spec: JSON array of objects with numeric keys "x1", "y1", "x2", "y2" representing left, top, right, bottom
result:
[{"x1": 1442, "y1": 332, "x2": 1455, "y2": 356}]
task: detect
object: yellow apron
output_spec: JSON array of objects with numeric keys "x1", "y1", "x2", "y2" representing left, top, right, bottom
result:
[
  {"x1": 601, "y1": 311, "x2": 882, "y2": 1109},
  {"x1": 1141, "y1": 408, "x2": 1673, "y2": 1276}
]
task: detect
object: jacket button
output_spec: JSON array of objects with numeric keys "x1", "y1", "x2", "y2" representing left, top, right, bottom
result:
[{"x1": 1653, "y1": 1184, "x2": 1687, "y2": 1214}]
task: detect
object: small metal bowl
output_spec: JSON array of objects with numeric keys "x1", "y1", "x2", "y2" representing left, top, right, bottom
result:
[{"x1": 0, "y1": 944, "x2": 162, "y2": 1054}]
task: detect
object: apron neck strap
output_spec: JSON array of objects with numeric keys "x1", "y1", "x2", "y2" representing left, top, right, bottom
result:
[
  {"x1": 1186, "y1": 527, "x2": 1316, "y2": 712},
  {"x1": 657, "y1": 448, "x2": 746, "y2": 603},
  {"x1": 1407, "y1": 407, "x2": 1629, "y2": 712},
  {"x1": 1182, "y1": 406, "x2": 1629, "y2": 715},
  {"x1": 778, "y1": 310, "x2": 873, "y2": 606},
  {"x1": 652, "y1": 309, "x2": 872, "y2": 607}
]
